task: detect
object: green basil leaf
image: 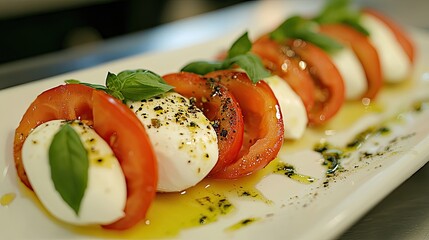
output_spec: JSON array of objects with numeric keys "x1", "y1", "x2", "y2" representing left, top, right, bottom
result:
[
  {"x1": 49, "y1": 123, "x2": 88, "y2": 216},
  {"x1": 295, "y1": 30, "x2": 344, "y2": 52},
  {"x1": 182, "y1": 32, "x2": 269, "y2": 83},
  {"x1": 270, "y1": 15, "x2": 343, "y2": 53},
  {"x1": 344, "y1": 19, "x2": 370, "y2": 36},
  {"x1": 318, "y1": 0, "x2": 350, "y2": 16},
  {"x1": 223, "y1": 53, "x2": 271, "y2": 84},
  {"x1": 270, "y1": 16, "x2": 312, "y2": 41},
  {"x1": 106, "y1": 72, "x2": 122, "y2": 93},
  {"x1": 114, "y1": 69, "x2": 174, "y2": 101},
  {"x1": 313, "y1": 0, "x2": 370, "y2": 36},
  {"x1": 181, "y1": 61, "x2": 224, "y2": 75},
  {"x1": 227, "y1": 32, "x2": 252, "y2": 59}
]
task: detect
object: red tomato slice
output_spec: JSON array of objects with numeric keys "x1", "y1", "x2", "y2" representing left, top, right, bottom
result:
[
  {"x1": 363, "y1": 8, "x2": 415, "y2": 63},
  {"x1": 252, "y1": 35, "x2": 316, "y2": 113},
  {"x1": 319, "y1": 24, "x2": 383, "y2": 99},
  {"x1": 162, "y1": 72, "x2": 244, "y2": 176},
  {"x1": 289, "y1": 40, "x2": 345, "y2": 125},
  {"x1": 13, "y1": 84, "x2": 157, "y2": 230},
  {"x1": 204, "y1": 70, "x2": 284, "y2": 179}
]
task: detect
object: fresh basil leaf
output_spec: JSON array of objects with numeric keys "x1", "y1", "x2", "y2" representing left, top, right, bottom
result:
[
  {"x1": 270, "y1": 15, "x2": 343, "y2": 53},
  {"x1": 295, "y1": 30, "x2": 344, "y2": 52},
  {"x1": 181, "y1": 61, "x2": 224, "y2": 75},
  {"x1": 105, "y1": 72, "x2": 122, "y2": 93},
  {"x1": 313, "y1": 0, "x2": 370, "y2": 36},
  {"x1": 49, "y1": 123, "x2": 88, "y2": 216},
  {"x1": 223, "y1": 53, "x2": 270, "y2": 84},
  {"x1": 227, "y1": 32, "x2": 252, "y2": 59},
  {"x1": 112, "y1": 69, "x2": 174, "y2": 101},
  {"x1": 182, "y1": 32, "x2": 268, "y2": 83},
  {"x1": 270, "y1": 16, "x2": 311, "y2": 41},
  {"x1": 344, "y1": 19, "x2": 370, "y2": 36},
  {"x1": 107, "y1": 88, "x2": 125, "y2": 101},
  {"x1": 65, "y1": 79, "x2": 108, "y2": 91},
  {"x1": 318, "y1": 0, "x2": 350, "y2": 16}
]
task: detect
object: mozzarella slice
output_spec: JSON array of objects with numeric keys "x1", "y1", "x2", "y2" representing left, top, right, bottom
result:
[
  {"x1": 127, "y1": 92, "x2": 218, "y2": 192},
  {"x1": 360, "y1": 13, "x2": 412, "y2": 83},
  {"x1": 264, "y1": 75, "x2": 308, "y2": 139},
  {"x1": 330, "y1": 46, "x2": 367, "y2": 100},
  {"x1": 22, "y1": 120, "x2": 127, "y2": 225}
]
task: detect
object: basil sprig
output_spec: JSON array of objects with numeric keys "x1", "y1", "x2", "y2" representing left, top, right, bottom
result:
[
  {"x1": 66, "y1": 69, "x2": 174, "y2": 101},
  {"x1": 181, "y1": 32, "x2": 270, "y2": 84},
  {"x1": 49, "y1": 123, "x2": 88, "y2": 216},
  {"x1": 313, "y1": 0, "x2": 369, "y2": 36},
  {"x1": 270, "y1": 15, "x2": 343, "y2": 53}
]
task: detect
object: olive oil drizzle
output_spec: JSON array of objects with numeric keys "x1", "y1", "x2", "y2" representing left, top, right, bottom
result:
[
  {"x1": 0, "y1": 192, "x2": 16, "y2": 206},
  {"x1": 271, "y1": 161, "x2": 315, "y2": 184},
  {"x1": 313, "y1": 99, "x2": 429, "y2": 176},
  {"x1": 226, "y1": 217, "x2": 261, "y2": 231},
  {"x1": 314, "y1": 126, "x2": 392, "y2": 176}
]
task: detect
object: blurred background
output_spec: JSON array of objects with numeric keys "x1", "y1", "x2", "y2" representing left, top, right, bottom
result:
[
  {"x1": 1, "y1": 0, "x2": 428, "y2": 65},
  {"x1": 0, "y1": 0, "x2": 249, "y2": 64},
  {"x1": 0, "y1": 0, "x2": 427, "y2": 89}
]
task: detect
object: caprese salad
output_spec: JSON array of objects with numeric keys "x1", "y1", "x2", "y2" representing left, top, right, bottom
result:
[{"x1": 12, "y1": 0, "x2": 415, "y2": 232}]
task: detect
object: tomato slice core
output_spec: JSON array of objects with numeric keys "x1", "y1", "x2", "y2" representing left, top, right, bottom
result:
[
  {"x1": 253, "y1": 36, "x2": 345, "y2": 125},
  {"x1": 204, "y1": 70, "x2": 284, "y2": 179},
  {"x1": 289, "y1": 40, "x2": 345, "y2": 125},
  {"x1": 253, "y1": 36, "x2": 316, "y2": 113}
]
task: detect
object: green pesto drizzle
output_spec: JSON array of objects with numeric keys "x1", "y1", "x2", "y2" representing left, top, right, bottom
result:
[
  {"x1": 226, "y1": 217, "x2": 261, "y2": 231},
  {"x1": 314, "y1": 126, "x2": 391, "y2": 176},
  {"x1": 273, "y1": 162, "x2": 315, "y2": 184},
  {"x1": 194, "y1": 193, "x2": 234, "y2": 225},
  {"x1": 412, "y1": 100, "x2": 429, "y2": 112}
]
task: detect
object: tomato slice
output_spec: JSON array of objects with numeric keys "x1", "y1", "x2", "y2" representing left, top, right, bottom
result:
[
  {"x1": 203, "y1": 70, "x2": 284, "y2": 179},
  {"x1": 319, "y1": 24, "x2": 383, "y2": 99},
  {"x1": 13, "y1": 84, "x2": 157, "y2": 230},
  {"x1": 363, "y1": 8, "x2": 415, "y2": 63},
  {"x1": 162, "y1": 72, "x2": 244, "y2": 176},
  {"x1": 288, "y1": 40, "x2": 345, "y2": 125},
  {"x1": 252, "y1": 35, "x2": 315, "y2": 113}
]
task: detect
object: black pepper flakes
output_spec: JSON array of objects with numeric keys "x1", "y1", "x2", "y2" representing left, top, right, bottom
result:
[
  {"x1": 151, "y1": 118, "x2": 161, "y2": 128},
  {"x1": 189, "y1": 121, "x2": 198, "y2": 128},
  {"x1": 153, "y1": 106, "x2": 163, "y2": 111}
]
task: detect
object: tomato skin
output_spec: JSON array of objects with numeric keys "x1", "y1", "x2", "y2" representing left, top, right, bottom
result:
[
  {"x1": 254, "y1": 35, "x2": 345, "y2": 125},
  {"x1": 319, "y1": 24, "x2": 383, "y2": 99},
  {"x1": 289, "y1": 40, "x2": 345, "y2": 125},
  {"x1": 14, "y1": 84, "x2": 94, "y2": 189},
  {"x1": 13, "y1": 84, "x2": 157, "y2": 230},
  {"x1": 162, "y1": 72, "x2": 244, "y2": 176},
  {"x1": 92, "y1": 90, "x2": 157, "y2": 230},
  {"x1": 252, "y1": 35, "x2": 315, "y2": 113},
  {"x1": 204, "y1": 70, "x2": 284, "y2": 179},
  {"x1": 363, "y1": 8, "x2": 415, "y2": 63}
]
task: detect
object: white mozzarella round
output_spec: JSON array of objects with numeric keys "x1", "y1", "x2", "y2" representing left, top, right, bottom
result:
[
  {"x1": 128, "y1": 92, "x2": 218, "y2": 192},
  {"x1": 360, "y1": 13, "x2": 412, "y2": 83},
  {"x1": 330, "y1": 46, "x2": 367, "y2": 100},
  {"x1": 22, "y1": 120, "x2": 127, "y2": 225},
  {"x1": 264, "y1": 75, "x2": 308, "y2": 139}
]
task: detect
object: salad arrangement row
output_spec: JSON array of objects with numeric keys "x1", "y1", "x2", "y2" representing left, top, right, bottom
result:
[{"x1": 12, "y1": 0, "x2": 415, "y2": 231}]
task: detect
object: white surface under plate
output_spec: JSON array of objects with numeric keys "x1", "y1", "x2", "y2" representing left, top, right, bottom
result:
[{"x1": 1, "y1": 1, "x2": 429, "y2": 240}]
